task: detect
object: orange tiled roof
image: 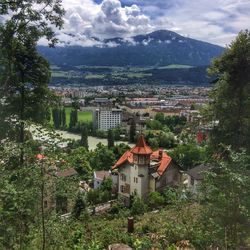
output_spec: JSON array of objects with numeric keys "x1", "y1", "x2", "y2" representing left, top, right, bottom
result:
[
  {"x1": 151, "y1": 150, "x2": 172, "y2": 175},
  {"x1": 131, "y1": 135, "x2": 153, "y2": 155},
  {"x1": 113, "y1": 146, "x2": 173, "y2": 176},
  {"x1": 112, "y1": 151, "x2": 133, "y2": 170}
]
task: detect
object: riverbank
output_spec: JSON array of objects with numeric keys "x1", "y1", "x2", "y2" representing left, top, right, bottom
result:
[{"x1": 56, "y1": 130, "x2": 134, "y2": 150}]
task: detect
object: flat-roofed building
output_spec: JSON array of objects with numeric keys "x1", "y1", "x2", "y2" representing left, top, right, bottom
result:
[{"x1": 94, "y1": 108, "x2": 122, "y2": 131}]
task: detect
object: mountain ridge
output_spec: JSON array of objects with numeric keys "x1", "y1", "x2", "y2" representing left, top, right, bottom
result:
[{"x1": 38, "y1": 30, "x2": 224, "y2": 68}]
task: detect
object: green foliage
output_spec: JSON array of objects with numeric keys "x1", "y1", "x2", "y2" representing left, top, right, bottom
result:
[
  {"x1": 198, "y1": 150, "x2": 250, "y2": 248},
  {"x1": 146, "y1": 131, "x2": 177, "y2": 149},
  {"x1": 0, "y1": 0, "x2": 64, "y2": 141},
  {"x1": 80, "y1": 125, "x2": 89, "y2": 150},
  {"x1": 129, "y1": 119, "x2": 136, "y2": 142},
  {"x1": 147, "y1": 192, "x2": 165, "y2": 209},
  {"x1": 208, "y1": 30, "x2": 250, "y2": 152},
  {"x1": 100, "y1": 177, "x2": 113, "y2": 192},
  {"x1": 69, "y1": 108, "x2": 78, "y2": 130},
  {"x1": 72, "y1": 192, "x2": 87, "y2": 219},
  {"x1": 68, "y1": 147, "x2": 92, "y2": 178},
  {"x1": 169, "y1": 144, "x2": 208, "y2": 170},
  {"x1": 107, "y1": 129, "x2": 115, "y2": 149},
  {"x1": 130, "y1": 196, "x2": 148, "y2": 216},
  {"x1": 89, "y1": 143, "x2": 115, "y2": 170},
  {"x1": 146, "y1": 119, "x2": 163, "y2": 130},
  {"x1": 112, "y1": 143, "x2": 131, "y2": 160}
]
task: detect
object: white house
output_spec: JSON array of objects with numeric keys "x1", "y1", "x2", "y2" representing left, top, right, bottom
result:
[{"x1": 112, "y1": 135, "x2": 182, "y2": 206}]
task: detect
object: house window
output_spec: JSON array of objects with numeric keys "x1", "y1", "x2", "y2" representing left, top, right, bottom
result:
[
  {"x1": 191, "y1": 177, "x2": 194, "y2": 186},
  {"x1": 120, "y1": 185, "x2": 125, "y2": 193},
  {"x1": 120, "y1": 173, "x2": 126, "y2": 181},
  {"x1": 134, "y1": 177, "x2": 138, "y2": 183}
]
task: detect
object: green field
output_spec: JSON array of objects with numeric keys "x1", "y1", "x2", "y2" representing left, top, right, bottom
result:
[{"x1": 65, "y1": 107, "x2": 92, "y2": 125}]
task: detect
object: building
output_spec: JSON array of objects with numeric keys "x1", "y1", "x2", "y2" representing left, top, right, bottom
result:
[
  {"x1": 93, "y1": 170, "x2": 111, "y2": 189},
  {"x1": 186, "y1": 164, "x2": 213, "y2": 192},
  {"x1": 94, "y1": 108, "x2": 122, "y2": 131},
  {"x1": 112, "y1": 135, "x2": 182, "y2": 205}
]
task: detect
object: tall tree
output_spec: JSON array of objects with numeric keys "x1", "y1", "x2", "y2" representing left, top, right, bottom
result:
[
  {"x1": 80, "y1": 126, "x2": 89, "y2": 150},
  {"x1": 69, "y1": 109, "x2": 78, "y2": 130},
  {"x1": 0, "y1": 0, "x2": 64, "y2": 162},
  {"x1": 52, "y1": 108, "x2": 60, "y2": 129},
  {"x1": 61, "y1": 108, "x2": 66, "y2": 128},
  {"x1": 129, "y1": 119, "x2": 136, "y2": 143},
  {"x1": 107, "y1": 129, "x2": 115, "y2": 149},
  {"x1": 208, "y1": 30, "x2": 250, "y2": 152},
  {"x1": 199, "y1": 151, "x2": 250, "y2": 248}
]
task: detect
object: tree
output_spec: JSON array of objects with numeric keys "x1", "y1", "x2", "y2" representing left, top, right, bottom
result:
[
  {"x1": 208, "y1": 30, "x2": 250, "y2": 152},
  {"x1": 155, "y1": 112, "x2": 165, "y2": 124},
  {"x1": 169, "y1": 144, "x2": 208, "y2": 170},
  {"x1": 52, "y1": 107, "x2": 60, "y2": 129},
  {"x1": 69, "y1": 109, "x2": 78, "y2": 130},
  {"x1": 147, "y1": 192, "x2": 165, "y2": 209},
  {"x1": 72, "y1": 192, "x2": 86, "y2": 219},
  {"x1": 61, "y1": 108, "x2": 66, "y2": 128},
  {"x1": 199, "y1": 151, "x2": 250, "y2": 248},
  {"x1": 130, "y1": 196, "x2": 147, "y2": 215},
  {"x1": 80, "y1": 126, "x2": 89, "y2": 150},
  {"x1": 107, "y1": 129, "x2": 115, "y2": 149},
  {"x1": 129, "y1": 119, "x2": 136, "y2": 142},
  {"x1": 89, "y1": 143, "x2": 115, "y2": 170},
  {"x1": 0, "y1": 0, "x2": 64, "y2": 163}
]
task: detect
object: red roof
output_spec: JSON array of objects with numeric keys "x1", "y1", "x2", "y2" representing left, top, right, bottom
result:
[
  {"x1": 113, "y1": 145, "x2": 173, "y2": 176},
  {"x1": 36, "y1": 154, "x2": 45, "y2": 160},
  {"x1": 131, "y1": 135, "x2": 153, "y2": 155},
  {"x1": 112, "y1": 151, "x2": 133, "y2": 170},
  {"x1": 151, "y1": 150, "x2": 172, "y2": 175}
]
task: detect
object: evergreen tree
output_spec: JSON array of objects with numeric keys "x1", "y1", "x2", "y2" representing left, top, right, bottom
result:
[
  {"x1": 69, "y1": 109, "x2": 78, "y2": 130},
  {"x1": 129, "y1": 119, "x2": 136, "y2": 142},
  {"x1": 52, "y1": 108, "x2": 60, "y2": 129},
  {"x1": 208, "y1": 30, "x2": 250, "y2": 152},
  {"x1": 80, "y1": 126, "x2": 89, "y2": 150},
  {"x1": 61, "y1": 108, "x2": 66, "y2": 128},
  {"x1": 72, "y1": 192, "x2": 86, "y2": 219},
  {"x1": 107, "y1": 129, "x2": 115, "y2": 149}
]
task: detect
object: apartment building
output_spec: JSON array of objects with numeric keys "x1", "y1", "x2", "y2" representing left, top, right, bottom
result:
[{"x1": 94, "y1": 108, "x2": 122, "y2": 131}]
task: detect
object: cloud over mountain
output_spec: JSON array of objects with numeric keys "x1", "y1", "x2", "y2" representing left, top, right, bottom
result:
[{"x1": 55, "y1": 0, "x2": 153, "y2": 46}]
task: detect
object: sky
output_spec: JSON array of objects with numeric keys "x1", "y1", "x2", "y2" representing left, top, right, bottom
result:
[
  {"x1": 3, "y1": 0, "x2": 250, "y2": 46},
  {"x1": 57, "y1": 0, "x2": 250, "y2": 47}
]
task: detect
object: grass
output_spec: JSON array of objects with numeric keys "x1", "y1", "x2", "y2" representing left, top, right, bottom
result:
[
  {"x1": 84, "y1": 74, "x2": 106, "y2": 79},
  {"x1": 158, "y1": 64, "x2": 194, "y2": 69},
  {"x1": 65, "y1": 107, "x2": 92, "y2": 125}
]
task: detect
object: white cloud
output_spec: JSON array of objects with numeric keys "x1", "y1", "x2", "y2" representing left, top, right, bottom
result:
[
  {"x1": 53, "y1": 0, "x2": 153, "y2": 46},
  {"x1": 146, "y1": 0, "x2": 250, "y2": 46},
  {"x1": 37, "y1": 0, "x2": 250, "y2": 46}
]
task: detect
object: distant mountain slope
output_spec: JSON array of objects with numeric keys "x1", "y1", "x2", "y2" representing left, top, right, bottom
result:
[{"x1": 38, "y1": 30, "x2": 224, "y2": 67}]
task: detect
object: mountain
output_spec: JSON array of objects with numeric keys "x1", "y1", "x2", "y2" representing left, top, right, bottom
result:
[{"x1": 38, "y1": 30, "x2": 224, "y2": 67}]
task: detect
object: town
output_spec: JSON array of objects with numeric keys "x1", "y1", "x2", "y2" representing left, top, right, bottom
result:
[{"x1": 0, "y1": 1, "x2": 249, "y2": 249}]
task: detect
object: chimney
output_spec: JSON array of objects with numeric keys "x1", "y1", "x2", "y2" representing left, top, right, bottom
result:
[{"x1": 159, "y1": 149, "x2": 163, "y2": 160}]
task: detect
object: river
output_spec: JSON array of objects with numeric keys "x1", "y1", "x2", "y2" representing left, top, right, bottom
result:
[{"x1": 55, "y1": 130, "x2": 134, "y2": 150}]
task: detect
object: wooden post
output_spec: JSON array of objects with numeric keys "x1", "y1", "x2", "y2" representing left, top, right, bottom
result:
[{"x1": 127, "y1": 217, "x2": 134, "y2": 233}]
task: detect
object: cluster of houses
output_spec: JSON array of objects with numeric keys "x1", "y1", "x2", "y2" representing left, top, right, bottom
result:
[{"x1": 41, "y1": 135, "x2": 211, "y2": 214}]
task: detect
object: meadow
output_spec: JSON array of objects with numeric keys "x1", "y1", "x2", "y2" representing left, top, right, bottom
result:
[{"x1": 64, "y1": 107, "x2": 93, "y2": 125}]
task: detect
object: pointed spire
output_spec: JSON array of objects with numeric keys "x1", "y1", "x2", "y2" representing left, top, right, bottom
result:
[{"x1": 131, "y1": 135, "x2": 152, "y2": 155}]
